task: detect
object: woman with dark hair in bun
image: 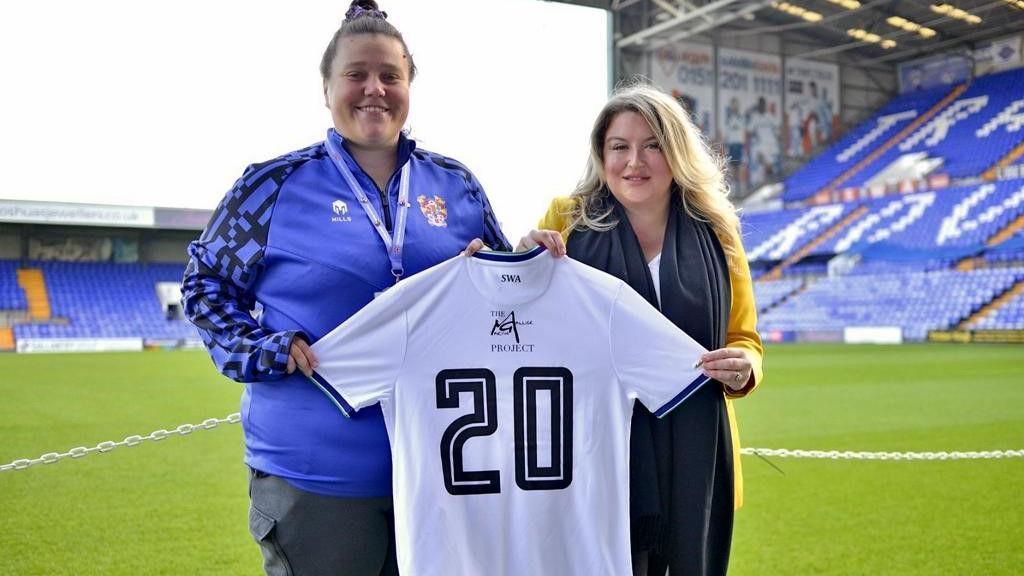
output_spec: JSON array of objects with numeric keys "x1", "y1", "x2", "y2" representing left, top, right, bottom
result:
[{"x1": 182, "y1": 2, "x2": 513, "y2": 574}]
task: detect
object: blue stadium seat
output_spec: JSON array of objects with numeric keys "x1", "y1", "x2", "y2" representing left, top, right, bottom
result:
[
  {"x1": 742, "y1": 179, "x2": 1024, "y2": 272},
  {"x1": 741, "y1": 202, "x2": 861, "y2": 264},
  {"x1": 847, "y1": 68, "x2": 1024, "y2": 187},
  {"x1": 967, "y1": 287, "x2": 1024, "y2": 329},
  {"x1": 758, "y1": 267, "x2": 1024, "y2": 340},
  {"x1": 11, "y1": 262, "x2": 199, "y2": 341},
  {"x1": 807, "y1": 179, "x2": 1024, "y2": 264},
  {"x1": 0, "y1": 260, "x2": 29, "y2": 311},
  {"x1": 984, "y1": 230, "x2": 1024, "y2": 265},
  {"x1": 783, "y1": 85, "x2": 952, "y2": 202},
  {"x1": 752, "y1": 277, "x2": 804, "y2": 312}
]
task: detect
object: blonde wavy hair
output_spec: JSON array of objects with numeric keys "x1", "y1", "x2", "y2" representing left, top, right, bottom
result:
[{"x1": 566, "y1": 83, "x2": 741, "y2": 267}]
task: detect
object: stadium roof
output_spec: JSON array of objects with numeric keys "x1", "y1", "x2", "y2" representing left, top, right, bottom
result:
[{"x1": 555, "y1": 0, "x2": 1024, "y2": 66}]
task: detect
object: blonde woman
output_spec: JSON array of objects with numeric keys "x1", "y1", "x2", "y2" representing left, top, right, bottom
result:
[{"x1": 524, "y1": 83, "x2": 763, "y2": 576}]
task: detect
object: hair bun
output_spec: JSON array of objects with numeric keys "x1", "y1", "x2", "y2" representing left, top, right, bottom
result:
[{"x1": 345, "y1": 0, "x2": 387, "y2": 22}]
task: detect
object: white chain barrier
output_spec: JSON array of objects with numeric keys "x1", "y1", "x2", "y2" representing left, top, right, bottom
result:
[
  {"x1": 2, "y1": 412, "x2": 1022, "y2": 473},
  {"x1": 0, "y1": 413, "x2": 241, "y2": 473},
  {"x1": 740, "y1": 448, "x2": 1024, "y2": 461}
]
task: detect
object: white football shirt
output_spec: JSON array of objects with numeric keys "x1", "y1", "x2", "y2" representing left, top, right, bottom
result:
[{"x1": 310, "y1": 247, "x2": 708, "y2": 576}]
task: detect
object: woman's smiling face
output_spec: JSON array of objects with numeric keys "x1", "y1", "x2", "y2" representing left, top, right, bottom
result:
[
  {"x1": 602, "y1": 111, "x2": 674, "y2": 213},
  {"x1": 323, "y1": 34, "x2": 411, "y2": 151}
]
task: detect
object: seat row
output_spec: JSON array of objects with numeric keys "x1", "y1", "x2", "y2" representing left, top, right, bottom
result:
[
  {"x1": 7, "y1": 261, "x2": 197, "y2": 341},
  {"x1": 756, "y1": 267, "x2": 1024, "y2": 339},
  {"x1": 783, "y1": 67, "x2": 1024, "y2": 202}
]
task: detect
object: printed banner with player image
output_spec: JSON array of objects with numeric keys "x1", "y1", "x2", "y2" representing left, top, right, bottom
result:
[
  {"x1": 784, "y1": 59, "x2": 839, "y2": 158},
  {"x1": 650, "y1": 42, "x2": 715, "y2": 138},
  {"x1": 717, "y1": 47, "x2": 783, "y2": 192}
]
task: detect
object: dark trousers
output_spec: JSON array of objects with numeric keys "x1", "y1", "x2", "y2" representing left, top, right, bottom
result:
[{"x1": 248, "y1": 469, "x2": 398, "y2": 576}]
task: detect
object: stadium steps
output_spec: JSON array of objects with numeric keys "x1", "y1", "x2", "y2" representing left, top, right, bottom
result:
[
  {"x1": 0, "y1": 327, "x2": 13, "y2": 351},
  {"x1": 816, "y1": 83, "x2": 968, "y2": 198},
  {"x1": 16, "y1": 269, "x2": 52, "y2": 320},
  {"x1": 987, "y1": 213, "x2": 1024, "y2": 246},
  {"x1": 982, "y1": 140, "x2": 1024, "y2": 181},
  {"x1": 761, "y1": 281, "x2": 808, "y2": 314},
  {"x1": 957, "y1": 279, "x2": 1024, "y2": 329},
  {"x1": 955, "y1": 258, "x2": 981, "y2": 271},
  {"x1": 762, "y1": 205, "x2": 868, "y2": 280},
  {"x1": 955, "y1": 214, "x2": 1024, "y2": 271}
]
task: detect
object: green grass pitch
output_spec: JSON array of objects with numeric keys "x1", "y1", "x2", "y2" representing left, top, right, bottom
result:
[{"x1": 1, "y1": 344, "x2": 1022, "y2": 575}]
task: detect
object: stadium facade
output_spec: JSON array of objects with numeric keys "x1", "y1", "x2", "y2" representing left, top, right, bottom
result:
[{"x1": 0, "y1": 201, "x2": 208, "y2": 352}]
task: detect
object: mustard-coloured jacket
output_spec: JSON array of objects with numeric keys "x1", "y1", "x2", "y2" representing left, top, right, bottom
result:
[{"x1": 537, "y1": 197, "x2": 764, "y2": 508}]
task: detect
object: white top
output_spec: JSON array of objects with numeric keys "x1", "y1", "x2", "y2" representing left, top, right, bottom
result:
[
  {"x1": 310, "y1": 248, "x2": 708, "y2": 576},
  {"x1": 647, "y1": 252, "x2": 662, "y2": 306},
  {"x1": 748, "y1": 109, "x2": 779, "y2": 154},
  {"x1": 724, "y1": 110, "x2": 745, "y2": 144}
]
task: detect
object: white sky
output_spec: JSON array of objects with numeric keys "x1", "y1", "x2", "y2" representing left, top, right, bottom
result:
[{"x1": 0, "y1": 0, "x2": 609, "y2": 239}]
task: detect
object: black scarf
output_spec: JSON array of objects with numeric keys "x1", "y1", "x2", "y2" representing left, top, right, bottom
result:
[{"x1": 567, "y1": 193, "x2": 734, "y2": 575}]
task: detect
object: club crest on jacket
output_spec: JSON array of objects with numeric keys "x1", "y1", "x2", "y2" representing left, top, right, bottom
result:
[{"x1": 417, "y1": 195, "x2": 448, "y2": 227}]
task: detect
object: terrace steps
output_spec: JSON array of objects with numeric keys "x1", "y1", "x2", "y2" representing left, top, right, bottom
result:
[
  {"x1": 763, "y1": 205, "x2": 868, "y2": 280},
  {"x1": 16, "y1": 269, "x2": 51, "y2": 320},
  {"x1": 983, "y1": 140, "x2": 1024, "y2": 181},
  {"x1": 816, "y1": 83, "x2": 967, "y2": 198},
  {"x1": 765, "y1": 281, "x2": 808, "y2": 314},
  {"x1": 957, "y1": 279, "x2": 1024, "y2": 329},
  {"x1": 987, "y1": 213, "x2": 1024, "y2": 246},
  {"x1": 955, "y1": 214, "x2": 1024, "y2": 271}
]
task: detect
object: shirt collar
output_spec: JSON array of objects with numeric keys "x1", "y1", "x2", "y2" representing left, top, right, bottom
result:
[{"x1": 326, "y1": 128, "x2": 417, "y2": 174}]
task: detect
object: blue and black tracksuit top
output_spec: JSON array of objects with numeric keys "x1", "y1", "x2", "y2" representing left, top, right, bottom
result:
[{"x1": 182, "y1": 129, "x2": 511, "y2": 496}]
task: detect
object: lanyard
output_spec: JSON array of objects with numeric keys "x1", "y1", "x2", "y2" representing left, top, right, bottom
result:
[{"x1": 325, "y1": 135, "x2": 411, "y2": 282}]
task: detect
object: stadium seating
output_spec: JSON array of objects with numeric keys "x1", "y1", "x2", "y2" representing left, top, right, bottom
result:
[
  {"x1": 985, "y1": 230, "x2": 1024, "y2": 264},
  {"x1": 757, "y1": 267, "x2": 1024, "y2": 341},
  {"x1": 0, "y1": 260, "x2": 28, "y2": 311},
  {"x1": 843, "y1": 259, "x2": 938, "y2": 275},
  {"x1": 846, "y1": 68, "x2": 1024, "y2": 187},
  {"x1": 742, "y1": 202, "x2": 860, "y2": 264},
  {"x1": 751, "y1": 277, "x2": 804, "y2": 311},
  {"x1": 11, "y1": 262, "x2": 197, "y2": 341},
  {"x1": 782, "y1": 85, "x2": 952, "y2": 202},
  {"x1": 814, "y1": 179, "x2": 1024, "y2": 259},
  {"x1": 965, "y1": 286, "x2": 1024, "y2": 330},
  {"x1": 742, "y1": 179, "x2": 1024, "y2": 273}
]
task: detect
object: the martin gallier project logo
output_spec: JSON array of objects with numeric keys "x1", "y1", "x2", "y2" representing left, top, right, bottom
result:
[
  {"x1": 490, "y1": 310, "x2": 535, "y2": 353},
  {"x1": 332, "y1": 200, "x2": 352, "y2": 223}
]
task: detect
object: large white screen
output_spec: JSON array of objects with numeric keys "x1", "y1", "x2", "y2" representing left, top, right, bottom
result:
[{"x1": 0, "y1": 0, "x2": 608, "y2": 238}]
